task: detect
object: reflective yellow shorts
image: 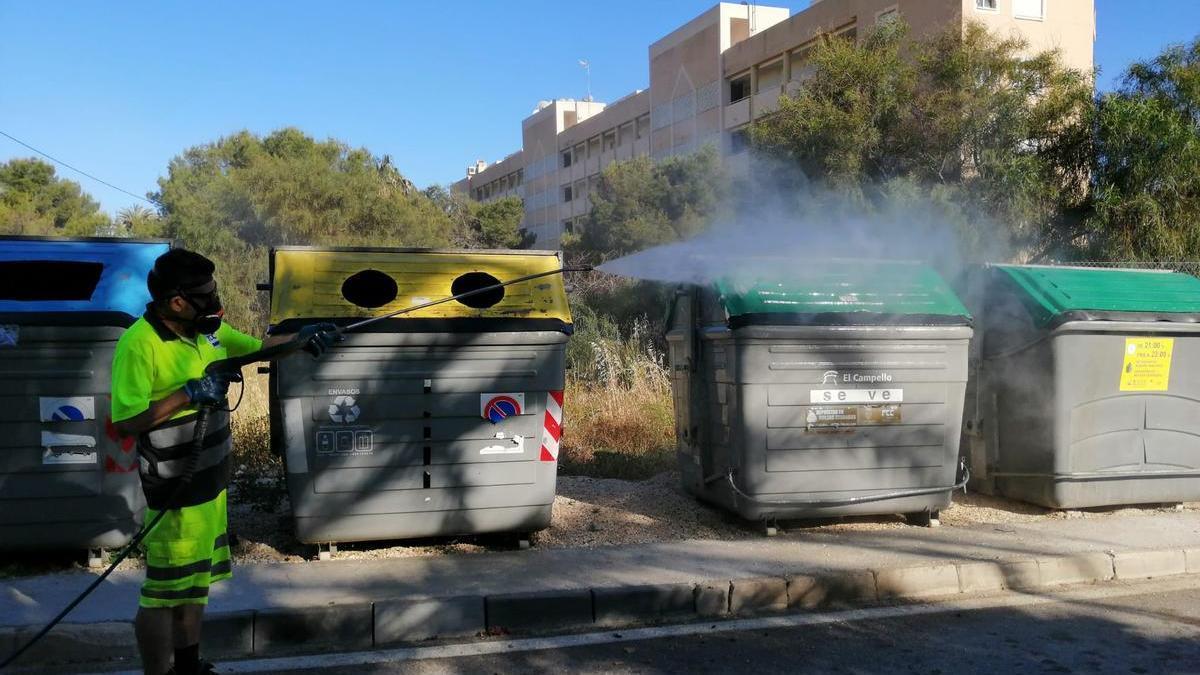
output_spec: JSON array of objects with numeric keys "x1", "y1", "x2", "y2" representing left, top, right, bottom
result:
[{"x1": 139, "y1": 489, "x2": 231, "y2": 608}]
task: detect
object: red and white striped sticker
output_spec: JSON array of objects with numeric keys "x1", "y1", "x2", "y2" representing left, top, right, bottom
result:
[{"x1": 539, "y1": 390, "x2": 564, "y2": 462}]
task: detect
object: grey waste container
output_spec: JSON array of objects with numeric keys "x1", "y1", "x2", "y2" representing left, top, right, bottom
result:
[
  {"x1": 667, "y1": 262, "x2": 973, "y2": 524},
  {"x1": 0, "y1": 236, "x2": 169, "y2": 552},
  {"x1": 965, "y1": 264, "x2": 1200, "y2": 508},
  {"x1": 266, "y1": 247, "x2": 571, "y2": 544}
]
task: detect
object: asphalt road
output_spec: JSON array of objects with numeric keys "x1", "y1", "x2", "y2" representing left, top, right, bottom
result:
[{"x1": 189, "y1": 577, "x2": 1200, "y2": 674}]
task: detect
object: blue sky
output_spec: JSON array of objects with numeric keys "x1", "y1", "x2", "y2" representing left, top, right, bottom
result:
[{"x1": 2, "y1": 0, "x2": 1197, "y2": 215}]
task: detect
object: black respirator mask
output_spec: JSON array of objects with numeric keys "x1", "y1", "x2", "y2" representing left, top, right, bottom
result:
[{"x1": 177, "y1": 286, "x2": 224, "y2": 336}]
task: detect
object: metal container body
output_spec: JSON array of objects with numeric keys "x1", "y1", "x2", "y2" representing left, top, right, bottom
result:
[
  {"x1": 274, "y1": 329, "x2": 566, "y2": 544},
  {"x1": 0, "y1": 236, "x2": 166, "y2": 551},
  {"x1": 671, "y1": 316, "x2": 971, "y2": 521},
  {"x1": 983, "y1": 321, "x2": 1200, "y2": 508},
  {"x1": 0, "y1": 324, "x2": 144, "y2": 550},
  {"x1": 269, "y1": 246, "x2": 571, "y2": 544}
]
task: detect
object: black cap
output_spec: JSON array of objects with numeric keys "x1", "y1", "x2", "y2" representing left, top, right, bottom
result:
[{"x1": 148, "y1": 249, "x2": 216, "y2": 301}]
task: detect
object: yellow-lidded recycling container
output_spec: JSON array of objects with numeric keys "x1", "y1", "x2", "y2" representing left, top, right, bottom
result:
[{"x1": 267, "y1": 247, "x2": 571, "y2": 545}]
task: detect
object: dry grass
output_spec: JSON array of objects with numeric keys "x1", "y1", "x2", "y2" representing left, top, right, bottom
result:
[
  {"x1": 228, "y1": 372, "x2": 287, "y2": 512},
  {"x1": 559, "y1": 326, "x2": 678, "y2": 480}
]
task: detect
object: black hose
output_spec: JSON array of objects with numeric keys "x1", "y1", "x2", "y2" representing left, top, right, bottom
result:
[
  {"x1": 724, "y1": 459, "x2": 970, "y2": 508},
  {"x1": 0, "y1": 408, "x2": 213, "y2": 671}
]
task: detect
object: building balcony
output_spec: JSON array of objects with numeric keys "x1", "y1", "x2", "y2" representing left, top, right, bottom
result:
[
  {"x1": 724, "y1": 98, "x2": 751, "y2": 130},
  {"x1": 753, "y1": 85, "x2": 782, "y2": 118}
]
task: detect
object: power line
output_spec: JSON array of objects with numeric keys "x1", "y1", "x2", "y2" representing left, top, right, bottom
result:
[{"x1": 0, "y1": 129, "x2": 161, "y2": 208}]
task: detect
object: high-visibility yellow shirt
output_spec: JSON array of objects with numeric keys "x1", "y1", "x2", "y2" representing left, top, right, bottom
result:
[{"x1": 111, "y1": 309, "x2": 261, "y2": 423}]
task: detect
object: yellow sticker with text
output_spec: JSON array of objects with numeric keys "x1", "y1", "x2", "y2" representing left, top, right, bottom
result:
[{"x1": 1120, "y1": 337, "x2": 1174, "y2": 391}]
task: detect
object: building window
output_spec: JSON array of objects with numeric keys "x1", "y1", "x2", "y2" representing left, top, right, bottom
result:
[
  {"x1": 574, "y1": 180, "x2": 585, "y2": 200},
  {"x1": 562, "y1": 185, "x2": 572, "y2": 203},
  {"x1": 636, "y1": 115, "x2": 650, "y2": 139},
  {"x1": 729, "y1": 74, "x2": 751, "y2": 103},
  {"x1": 602, "y1": 131, "x2": 616, "y2": 151},
  {"x1": 729, "y1": 128, "x2": 750, "y2": 155},
  {"x1": 564, "y1": 219, "x2": 575, "y2": 234},
  {"x1": 789, "y1": 43, "x2": 816, "y2": 81},
  {"x1": 1013, "y1": 0, "x2": 1043, "y2": 19},
  {"x1": 588, "y1": 137, "x2": 601, "y2": 158},
  {"x1": 876, "y1": 7, "x2": 900, "y2": 24},
  {"x1": 562, "y1": 150, "x2": 572, "y2": 168},
  {"x1": 975, "y1": 0, "x2": 998, "y2": 11},
  {"x1": 758, "y1": 61, "x2": 784, "y2": 90},
  {"x1": 619, "y1": 122, "x2": 634, "y2": 146}
]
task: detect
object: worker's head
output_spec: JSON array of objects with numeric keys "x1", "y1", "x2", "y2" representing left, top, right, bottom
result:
[{"x1": 147, "y1": 249, "x2": 224, "y2": 335}]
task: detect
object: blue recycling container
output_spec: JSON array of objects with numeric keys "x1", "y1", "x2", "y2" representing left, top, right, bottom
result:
[{"x1": 0, "y1": 236, "x2": 170, "y2": 552}]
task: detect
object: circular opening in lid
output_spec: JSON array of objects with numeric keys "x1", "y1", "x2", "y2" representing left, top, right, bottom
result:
[
  {"x1": 451, "y1": 272, "x2": 504, "y2": 309},
  {"x1": 341, "y1": 269, "x2": 398, "y2": 309}
]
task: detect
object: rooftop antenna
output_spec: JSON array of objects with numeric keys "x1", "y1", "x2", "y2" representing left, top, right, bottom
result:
[{"x1": 578, "y1": 59, "x2": 592, "y2": 101}]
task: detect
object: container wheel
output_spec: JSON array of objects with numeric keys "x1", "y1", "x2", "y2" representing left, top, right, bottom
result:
[
  {"x1": 904, "y1": 510, "x2": 941, "y2": 528},
  {"x1": 317, "y1": 542, "x2": 338, "y2": 561},
  {"x1": 514, "y1": 532, "x2": 535, "y2": 550}
]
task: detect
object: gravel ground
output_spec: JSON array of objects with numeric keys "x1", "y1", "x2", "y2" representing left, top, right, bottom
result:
[
  {"x1": 214, "y1": 473, "x2": 1200, "y2": 561},
  {"x1": 5, "y1": 472, "x2": 1197, "y2": 576}
]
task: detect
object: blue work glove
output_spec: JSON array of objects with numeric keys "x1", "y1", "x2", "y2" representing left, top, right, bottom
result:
[
  {"x1": 297, "y1": 322, "x2": 342, "y2": 358},
  {"x1": 183, "y1": 373, "x2": 234, "y2": 406}
]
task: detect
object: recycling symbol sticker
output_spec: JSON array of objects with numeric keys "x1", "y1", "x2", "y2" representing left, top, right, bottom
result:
[{"x1": 328, "y1": 395, "x2": 361, "y2": 424}]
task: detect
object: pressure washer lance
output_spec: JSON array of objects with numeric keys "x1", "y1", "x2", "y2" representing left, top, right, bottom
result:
[{"x1": 0, "y1": 264, "x2": 590, "y2": 671}]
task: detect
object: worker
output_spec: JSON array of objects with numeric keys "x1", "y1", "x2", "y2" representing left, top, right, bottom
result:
[{"x1": 111, "y1": 249, "x2": 338, "y2": 675}]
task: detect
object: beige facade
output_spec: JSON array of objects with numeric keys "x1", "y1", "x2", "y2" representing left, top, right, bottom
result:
[{"x1": 455, "y1": 0, "x2": 1095, "y2": 248}]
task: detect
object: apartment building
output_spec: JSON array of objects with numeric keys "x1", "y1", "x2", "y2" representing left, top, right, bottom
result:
[{"x1": 454, "y1": 0, "x2": 1095, "y2": 248}]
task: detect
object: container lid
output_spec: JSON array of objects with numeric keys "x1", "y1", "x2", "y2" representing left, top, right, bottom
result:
[
  {"x1": 269, "y1": 247, "x2": 572, "y2": 329},
  {"x1": 0, "y1": 237, "x2": 170, "y2": 320},
  {"x1": 713, "y1": 261, "x2": 970, "y2": 327},
  {"x1": 994, "y1": 265, "x2": 1200, "y2": 327}
]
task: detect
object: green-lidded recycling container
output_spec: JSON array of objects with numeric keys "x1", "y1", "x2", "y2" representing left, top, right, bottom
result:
[
  {"x1": 0, "y1": 236, "x2": 169, "y2": 552},
  {"x1": 667, "y1": 261, "x2": 973, "y2": 524},
  {"x1": 966, "y1": 264, "x2": 1200, "y2": 508}
]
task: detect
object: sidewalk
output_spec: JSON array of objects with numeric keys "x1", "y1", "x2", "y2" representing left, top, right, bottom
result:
[{"x1": 3, "y1": 512, "x2": 1200, "y2": 669}]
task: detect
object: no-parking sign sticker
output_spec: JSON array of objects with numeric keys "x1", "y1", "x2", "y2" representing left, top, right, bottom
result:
[{"x1": 481, "y1": 393, "x2": 524, "y2": 423}]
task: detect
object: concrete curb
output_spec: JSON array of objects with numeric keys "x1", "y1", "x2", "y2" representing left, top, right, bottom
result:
[
  {"x1": 253, "y1": 603, "x2": 374, "y2": 655},
  {"x1": 593, "y1": 583, "x2": 697, "y2": 626},
  {"x1": 787, "y1": 570, "x2": 877, "y2": 609},
  {"x1": 376, "y1": 595, "x2": 485, "y2": 644},
  {"x1": 485, "y1": 589, "x2": 594, "y2": 634},
  {"x1": 729, "y1": 577, "x2": 789, "y2": 615},
  {"x1": 4, "y1": 546, "x2": 1198, "y2": 669},
  {"x1": 1113, "y1": 550, "x2": 1187, "y2": 580}
]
